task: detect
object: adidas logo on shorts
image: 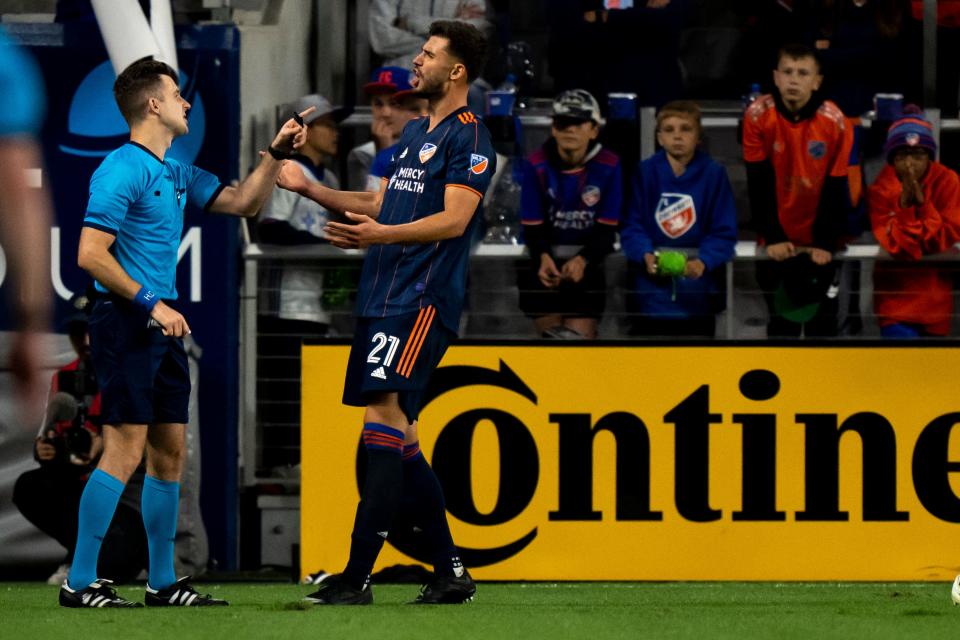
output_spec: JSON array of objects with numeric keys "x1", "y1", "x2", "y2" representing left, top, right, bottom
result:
[{"x1": 371, "y1": 366, "x2": 387, "y2": 380}]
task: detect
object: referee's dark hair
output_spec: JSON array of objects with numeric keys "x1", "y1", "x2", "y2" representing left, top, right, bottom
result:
[
  {"x1": 113, "y1": 57, "x2": 179, "y2": 124},
  {"x1": 429, "y1": 20, "x2": 487, "y2": 83}
]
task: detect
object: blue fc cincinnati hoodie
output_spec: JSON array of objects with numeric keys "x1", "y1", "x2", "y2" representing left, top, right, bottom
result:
[{"x1": 621, "y1": 149, "x2": 738, "y2": 318}]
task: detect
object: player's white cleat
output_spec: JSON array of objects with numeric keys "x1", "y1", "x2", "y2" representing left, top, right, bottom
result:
[{"x1": 951, "y1": 575, "x2": 960, "y2": 605}]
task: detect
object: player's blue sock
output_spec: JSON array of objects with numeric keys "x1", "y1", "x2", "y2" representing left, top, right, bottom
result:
[
  {"x1": 142, "y1": 475, "x2": 180, "y2": 590},
  {"x1": 401, "y1": 442, "x2": 461, "y2": 577},
  {"x1": 67, "y1": 468, "x2": 125, "y2": 590},
  {"x1": 342, "y1": 423, "x2": 404, "y2": 590}
]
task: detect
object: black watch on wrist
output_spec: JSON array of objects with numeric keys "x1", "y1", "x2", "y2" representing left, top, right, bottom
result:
[{"x1": 268, "y1": 145, "x2": 289, "y2": 161}]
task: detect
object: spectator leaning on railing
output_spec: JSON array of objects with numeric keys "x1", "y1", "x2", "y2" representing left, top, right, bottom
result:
[
  {"x1": 868, "y1": 106, "x2": 960, "y2": 338},
  {"x1": 621, "y1": 100, "x2": 737, "y2": 338},
  {"x1": 743, "y1": 43, "x2": 854, "y2": 337},
  {"x1": 518, "y1": 89, "x2": 622, "y2": 340}
]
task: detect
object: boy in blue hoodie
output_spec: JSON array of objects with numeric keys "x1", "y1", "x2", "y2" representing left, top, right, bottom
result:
[{"x1": 622, "y1": 100, "x2": 738, "y2": 337}]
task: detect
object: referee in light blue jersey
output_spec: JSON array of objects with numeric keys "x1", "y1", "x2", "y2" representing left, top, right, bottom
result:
[
  {"x1": 276, "y1": 20, "x2": 494, "y2": 606},
  {"x1": 60, "y1": 57, "x2": 313, "y2": 609}
]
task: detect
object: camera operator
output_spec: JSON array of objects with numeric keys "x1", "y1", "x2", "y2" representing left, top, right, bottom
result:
[{"x1": 12, "y1": 294, "x2": 148, "y2": 586}]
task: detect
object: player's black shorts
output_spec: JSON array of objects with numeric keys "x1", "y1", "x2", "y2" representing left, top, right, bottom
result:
[
  {"x1": 517, "y1": 259, "x2": 606, "y2": 319},
  {"x1": 342, "y1": 305, "x2": 454, "y2": 423},
  {"x1": 88, "y1": 296, "x2": 190, "y2": 425}
]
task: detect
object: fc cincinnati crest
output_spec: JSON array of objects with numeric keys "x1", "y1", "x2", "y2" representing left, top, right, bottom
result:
[
  {"x1": 419, "y1": 143, "x2": 437, "y2": 163},
  {"x1": 581, "y1": 185, "x2": 601, "y2": 207},
  {"x1": 470, "y1": 154, "x2": 489, "y2": 174},
  {"x1": 807, "y1": 140, "x2": 826, "y2": 160},
  {"x1": 655, "y1": 193, "x2": 696, "y2": 239},
  {"x1": 905, "y1": 132, "x2": 920, "y2": 146}
]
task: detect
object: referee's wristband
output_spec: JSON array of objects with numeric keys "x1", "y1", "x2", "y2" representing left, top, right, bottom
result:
[
  {"x1": 133, "y1": 287, "x2": 159, "y2": 312},
  {"x1": 267, "y1": 145, "x2": 290, "y2": 161}
]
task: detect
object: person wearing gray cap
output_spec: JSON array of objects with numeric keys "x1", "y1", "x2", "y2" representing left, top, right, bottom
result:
[
  {"x1": 259, "y1": 93, "x2": 351, "y2": 266},
  {"x1": 257, "y1": 94, "x2": 352, "y2": 442}
]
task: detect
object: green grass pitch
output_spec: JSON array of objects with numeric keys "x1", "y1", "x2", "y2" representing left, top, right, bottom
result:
[{"x1": 2, "y1": 582, "x2": 957, "y2": 639}]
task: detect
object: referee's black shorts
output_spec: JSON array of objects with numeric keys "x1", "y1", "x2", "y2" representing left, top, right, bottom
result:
[{"x1": 88, "y1": 296, "x2": 190, "y2": 426}]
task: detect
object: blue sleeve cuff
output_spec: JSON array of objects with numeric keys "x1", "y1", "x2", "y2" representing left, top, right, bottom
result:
[{"x1": 203, "y1": 183, "x2": 227, "y2": 212}]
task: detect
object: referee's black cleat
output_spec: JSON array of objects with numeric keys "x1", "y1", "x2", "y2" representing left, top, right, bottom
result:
[
  {"x1": 59, "y1": 578, "x2": 143, "y2": 608},
  {"x1": 411, "y1": 570, "x2": 476, "y2": 604},
  {"x1": 145, "y1": 577, "x2": 228, "y2": 607},
  {"x1": 303, "y1": 574, "x2": 373, "y2": 605}
]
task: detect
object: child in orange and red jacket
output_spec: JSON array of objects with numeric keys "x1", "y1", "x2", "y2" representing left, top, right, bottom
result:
[{"x1": 868, "y1": 106, "x2": 960, "y2": 337}]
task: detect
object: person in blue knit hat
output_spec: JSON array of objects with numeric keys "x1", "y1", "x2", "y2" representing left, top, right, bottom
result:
[{"x1": 868, "y1": 105, "x2": 960, "y2": 337}]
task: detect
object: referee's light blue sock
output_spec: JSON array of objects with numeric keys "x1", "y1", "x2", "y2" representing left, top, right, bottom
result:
[
  {"x1": 67, "y1": 468, "x2": 125, "y2": 590},
  {"x1": 142, "y1": 475, "x2": 180, "y2": 591}
]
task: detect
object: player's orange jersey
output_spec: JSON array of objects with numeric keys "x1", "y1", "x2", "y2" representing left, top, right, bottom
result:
[{"x1": 743, "y1": 94, "x2": 853, "y2": 245}]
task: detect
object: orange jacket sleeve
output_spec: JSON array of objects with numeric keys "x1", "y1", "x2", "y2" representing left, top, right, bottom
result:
[
  {"x1": 869, "y1": 168, "x2": 923, "y2": 259},
  {"x1": 919, "y1": 168, "x2": 960, "y2": 254},
  {"x1": 869, "y1": 164, "x2": 960, "y2": 259}
]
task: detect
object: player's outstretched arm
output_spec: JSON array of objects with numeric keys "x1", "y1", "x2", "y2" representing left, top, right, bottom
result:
[
  {"x1": 275, "y1": 161, "x2": 384, "y2": 218},
  {"x1": 209, "y1": 108, "x2": 314, "y2": 217},
  {"x1": 77, "y1": 227, "x2": 190, "y2": 336},
  {"x1": 324, "y1": 184, "x2": 479, "y2": 248}
]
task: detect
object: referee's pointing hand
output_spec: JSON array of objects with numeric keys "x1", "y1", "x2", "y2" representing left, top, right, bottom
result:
[{"x1": 272, "y1": 106, "x2": 315, "y2": 155}]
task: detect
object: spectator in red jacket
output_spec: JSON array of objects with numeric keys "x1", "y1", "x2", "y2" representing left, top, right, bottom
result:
[{"x1": 868, "y1": 106, "x2": 960, "y2": 337}]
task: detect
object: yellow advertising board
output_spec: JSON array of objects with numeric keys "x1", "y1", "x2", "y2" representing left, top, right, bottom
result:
[{"x1": 301, "y1": 344, "x2": 960, "y2": 581}]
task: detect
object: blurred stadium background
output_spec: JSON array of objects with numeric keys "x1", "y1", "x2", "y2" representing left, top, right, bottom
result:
[{"x1": 1, "y1": 4, "x2": 960, "y2": 626}]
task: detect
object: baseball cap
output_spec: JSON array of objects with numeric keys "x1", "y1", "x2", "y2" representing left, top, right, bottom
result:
[
  {"x1": 291, "y1": 94, "x2": 352, "y2": 125},
  {"x1": 552, "y1": 89, "x2": 604, "y2": 126},
  {"x1": 772, "y1": 254, "x2": 833, "y2": 324},
  {"x1": 363, "y1": 66, "x2": 417, "y2": 97}
]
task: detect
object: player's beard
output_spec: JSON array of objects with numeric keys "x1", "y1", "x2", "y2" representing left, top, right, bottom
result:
[{"x1": 414, "y1": 74, "x2": 446, "y2": 101}]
